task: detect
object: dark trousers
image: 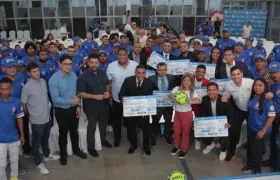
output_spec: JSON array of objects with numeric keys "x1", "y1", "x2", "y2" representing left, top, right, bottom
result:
[
  {"x1": 228, "y1": 107, "x2": 248, "y2": 156},
  {"x1": 276, "y1": 130, "x2": 280, "y2": 171},
  {"x1": 268, "y1": 116, "x2": 280, "y2": 169},
  {"x1": 204, "y1": 136, "x2": 229, "y2": 152},
  {"x1": 247, "y1": 129, "x2": 270, "y2": 173},
  {"x1": 86, "y1": 109, "x2": 108, "y2": 150},
  {"x1": 112, "y1": 100, "x2": 123, "y2": 143},
  {"x1": 22, "y1": 114, "x2": 31, "y2": 154},
  {"x1": 151, "y1": 107, "x2": 173, "y2": 140},
  {"x1": 48, "y1": 92, "x2": 54, "y2": 127},
  {"x1": 31, "y1": 122, "x2": 51, "y2": 165},
  {"x1": 55, "y1": 106, "x2": 80, "y2": 156},
  {"x1": 93, "y1": 30, "x2": 99, "y2": 39},
  {"x1": 125, "y1": 116, "x2": 150, "y2": 147},
  {"x1": 108, "y1": 105, "x2": 113, "y2": 126}
]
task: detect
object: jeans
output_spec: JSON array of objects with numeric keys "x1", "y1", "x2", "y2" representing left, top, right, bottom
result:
[
  {"x1": 275, "y1": 129, "x2": 280, "y2": 171},
  {"x1": 0, "y1": 141, "x2": 20, "y2": 180},
  {"x1": 31, "y1": 122, "x2": 51, "y2": 165},
  {"x1": 269, "y1": 116, "x2": 280, "y2": 170}
]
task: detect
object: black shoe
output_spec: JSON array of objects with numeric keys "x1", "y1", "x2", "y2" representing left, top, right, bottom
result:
[
  {"x1": 144, "y1": 147, "x2": 151, "y2": 156},
  {"x1": 171, "y1": 147, "x2": 180, "y2": 155},
  {"x1": 88, "y1": 149, "x2": 99, "y2": 157},
  {"x1": 60, "y1": 156, "x2": 67, "y2": 166},
  {"x1": 253, "y1": 171, "x2": 261, "y2": 174},
  {"x1": 114, "y1": 140, "x2": 120, "y2": 148},
  {"x1": 151, "y1": 138, "x2": 156, "y2": 147},
  {"x1": 178, "y1": 150, "x2": 188, "y2": 159},
  {"x1": 241, "y1": 165, "x2": 253, "y2": 173},
  {"x1": 225, "y1": 154, "x2": 235, "y2": 162},
  {"x1": 262, "y1": 159, "x2": 271, "y2": 167},
  {"x1": 163, "y1": 136, "x2": 172, "y2": 145},
  {"x1": 74, "y1": 150, "x2": 87, "y2": 159},
  {"x1": 102, "y1": 141, "x2": 113, "y2": 148},
  {"x1": 128, "y1": 146, "x2": 137, "y2": 154}
]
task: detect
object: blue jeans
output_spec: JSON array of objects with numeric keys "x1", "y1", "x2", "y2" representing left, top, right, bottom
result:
[
  {"x1": 31, "y1": 122, "x2": 51, "y2": 165},
  {"x1": 276, "y1": 130, "x2": 280, "y2": 171}
]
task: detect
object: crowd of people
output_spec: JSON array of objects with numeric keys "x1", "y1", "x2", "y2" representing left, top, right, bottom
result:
[{"x1": 0, "y1": 20, "x2": 280, "y2": 180}]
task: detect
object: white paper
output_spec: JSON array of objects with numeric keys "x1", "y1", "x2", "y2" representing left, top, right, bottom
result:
[
  {"x1": 147, "y1": 51, "x2": 166, "y2": 69},
  {"x1": 123, "y1": 96, "x2": 157, "y2": 117},
  {"x1": 146, "y1": 70, "x2": 156, "y2": 78},
  {"x1": 210, "y1": 78, "x2": 231, "y2": 91},
  {"x1": 195, "y1": 87, "x2": 207, "y2": 101},
  {"x1": 153, "y1": 90, "x2": 174, "y2": 107},
  {"x1": 190, "y1": 62, "x2": 216, "y2": 78},
  {"x1": 166, "y1": 59, "x2": 191, "y2": 75},
  {"x1": 194, "y1": 116, "x2": 228, "y2": 137}
]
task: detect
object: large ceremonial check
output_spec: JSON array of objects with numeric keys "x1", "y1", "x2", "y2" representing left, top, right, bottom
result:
[
  {"x1": 194, "y1": 116, "x2": 228, "y2": 137},
  {"x1": 146, "y1": 69, "x2": 156, "y2": 78},
  {"x1": 201, "y1": 172, "x2": 280, "y2": 180},
  {"x1": 153, "y1": 90, "x2": 174, "y2": 107},
  {"x1": 189, "y1": 62, "x2": 216, "y2": 78},
  {"x1": 166, "y1": 59, "x2": 191, "y2": 75},
  {"x1": 210, "y1": 78, "x2": 230, "y2": 91},
  {"x1": 123, "y1": 95, "x2": 157, "y2": 117},
  {"x1": 195, "y1": 87, "x2": 207, "y2": 100},
  {"x1": 147, "y1": 52, "x2": 166, "y2": 69}
]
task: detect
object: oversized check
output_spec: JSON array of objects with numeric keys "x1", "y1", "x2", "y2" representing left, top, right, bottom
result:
[
  {"x1": 195, "y1": 87, "x2": 207, "y2": 100},
  {"x1": 189, "y1": 62, "x2": 216, "y2": 78},
  {"x1": 146, "y1": 70, "x2": 156, "y2": 78},
  {"x1": 153, "y1": 90, "x2": 174, "y2": 107},
  {"x1": 123, "y1": 95, "x2": 157, "y2": 117},
  {"x1": 194, "y1": 116, "x2": 228, "y2": 137},
  {"x1": 210, "y1": 78, "x2": 230, "y2": 91},
  {"x1": 166, "y1": 59, "x2": 191, "y2": 75},
  {"x1": 147, "y1": 51, "x2": 166, "y2": 69}
]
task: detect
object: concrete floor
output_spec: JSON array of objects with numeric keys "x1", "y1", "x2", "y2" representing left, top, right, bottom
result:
[{"x1": 15, "y1": 131, "x2": 272, "y2": 180}]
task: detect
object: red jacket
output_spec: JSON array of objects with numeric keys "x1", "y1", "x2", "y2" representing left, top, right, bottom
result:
[{"x1": 192, "y1": 77, "x2": 210, "y2": 117}]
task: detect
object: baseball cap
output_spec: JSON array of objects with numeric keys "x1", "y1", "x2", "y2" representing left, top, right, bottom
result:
[
  {"x1": 0, "y1": 38, "x2": 12, "y2": 43},
  {"x1": 245, "y1": 36, "x2": 254, "y2": 42},
  {"x1": 254, "y1": 54, "x2": 266, "y2": 61},
  {"x1": 151, "y1": 27, "x2": 157, "y2": 30},
  {"x1": 16, "y1": 59, "x2": 26, "y2": 66},
  {"x1": 193, "y1": 41, "x2": 201, "y2": 45},
  {"x1": 179, "y1": 30, "x2": 185, "y2": 35},
  {"x1": 72, "y1": 36, "x2": 81, "y2": 43},
  {"x1": 100, "y1": 33, "x2": 108, "y2": 38},
  {"x1": 2, "y1": 56, "x2": 17, "y2": 67},
  {"x1": 157, "y1": 34, "x2": 164, "y2": 38},
  {"x1": 257, "y1": 40, "x2": 264, "y2": 45},
  {"x1": 170, "y1": 39, "x2": 178, "y2": 43},
  {"x1": 202, "y1": 35, "x2": 210, "y2": 41},
  {"x1": 0, "y1": 46, "x2": 9, "y2": 53},
  {"x1": 222, "y1": 28, "x2": 230, "y2": 33},
  {"x1": 98, "y1": 50, "x2": 108, "y2": 56},
  {"x1": 132, "y1": 22, "x2": 136, "y2": 25},
  {"x1": 120, "y1": 34, "x2": 127, "y2": 39},
  {"x1": 236, "y1": 41, "x2": 244, "y2": 46},
  {"x1": 113, "y1": 43, "x2": 121, "y2": 48},
  {"x1": 198, "y1": 49, "x2": 206, "y2": 53},
  {"x1": 167, "y1": 30, "x2": 174, "y2": 34},
  {"x1": 268, "y1": 61, "x2": 280, "y2": 73}
]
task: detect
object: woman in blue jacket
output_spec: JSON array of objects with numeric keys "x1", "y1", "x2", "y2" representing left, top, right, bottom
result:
[{"x1": 243, "y1": 78, "x2": 276, "y2": 174}]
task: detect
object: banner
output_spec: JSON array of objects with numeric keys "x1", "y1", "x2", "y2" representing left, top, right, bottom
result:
[{"x1": 223, "y1": 9, "x2": 268, "y2": 38}]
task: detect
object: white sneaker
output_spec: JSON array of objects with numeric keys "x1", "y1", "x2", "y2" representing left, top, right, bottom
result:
[
  {"x1": 36, "y1": 163, "x2": 49, "y2": 175},
  {"x1": 44, "y1": 154, "x2": 60, "y2": 161},
  {"x1": 203, "y1": 143, "x2": 215, "y2": 154},
  {"x1": 107, "y1": 125, "x2": 113, "y2": 133},
  {"x1": 215, "y1": 143, "x2": 221, "y2": 148},
  {"x1": 219, "y1": 151, "x2": 227, "y2": 160},
  {"x1": 195, "y1": 140, "x2": 201, "y2": 150}
]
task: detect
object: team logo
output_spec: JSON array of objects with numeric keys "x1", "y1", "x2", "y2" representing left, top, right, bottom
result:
[
  {"x1": 254, "y1": 103, "x2": 259, "y2": 110},
  {"x1": 270, "y1": 106, "x2": 275, "y2": 111},
  {"x1": 42, "y1": 71, "x2": 45, "y2": 76},
  {"x1": 276, "y1": 90, "x2": 280, "y2": 95},
  {"x1": 12, "y1": 107, "x2": 16, "y2": 113}
]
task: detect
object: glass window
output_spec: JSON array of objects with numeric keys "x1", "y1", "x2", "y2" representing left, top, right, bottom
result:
[
  {"x1": 43, "y1": 0, "x2": 56, "y2": 17},
  {"x1": 183, "y1": 0, "x2": 194, "y2": 16},
  {"x1": 4, "y1": 20, "x2": 16, "y2": 32},
  {"x1": 59, "y1": 18, "x2": 73, "y2": 37},
  {"x1": 72, "y1": 0, "x2": 85, "y2": 17},
  {"x1": 170, "y1": 0, "x2": 182, "y2": 15},
  {"x1": 29, "y1": 1, "x2": 42, "y2": 17},
  {"x1": 86, "y1": 0, "x2": 99, "y2": 16},
  {"x1": 58, "y1": 0, "x2": 70, "y2": 17},
  {"x1": 0, "y1": 1, "x2": 14, "y2": 18},
  {"x1": 100, "y1": 0, "x2": 113, "y2": 16},
  {"x1": 196, "y1": 0, "x2": 208, "y2": 16},
  {"x1": 156, "y1": 0, "x2": 169, "y2": 16},
  {"x1": 115, "y1": 17, "x2": 124, "y2": 28},
  {"x1": 131, "y1": 0, "x2": 142, "y2": 16},
  {"x1": 73, "y1": 18, "x2": 86, "y2": 38},
  {"x1": 30, "y1": 19, "x2": 44, "y2": 39},
  {"x1": 169, "y1": 17, "x2": 182, "y2": 31},
  {"x1": 209, "y1": 0, "x2": 221, "y2": 12},
  {"x1": 142, "y1": 0, "x2": 155, "y2": 16},
  {"x1": 274, "y1": 5, "x2": 280, "y2": 17},
  {"x1": 14, "y1": 1, "x2": 28, "y2": 18},
  {"x1": 17, "y1": 19, "x2": 30, "y2": 31},
  {"x1": 115, "y1": 0, "x2": 126, "y2": 16},
  {"x1": 45, "y1": 19, "x2": 58, "y2": 30}
]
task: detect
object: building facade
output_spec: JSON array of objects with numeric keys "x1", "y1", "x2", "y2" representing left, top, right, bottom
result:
[{"x1": 0, "y1": 0, "x2": 279, "y2": 42}]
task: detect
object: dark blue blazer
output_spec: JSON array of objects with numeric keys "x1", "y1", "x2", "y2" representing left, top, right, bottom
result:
[{"x1": 219, "y1": 61, "x2": 253, "y2": 79}]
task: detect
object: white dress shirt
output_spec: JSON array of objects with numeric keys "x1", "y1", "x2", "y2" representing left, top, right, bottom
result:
[
  {"x1": 211, "y1": 100, "x2": 217, "y2": 116},
  {"x1": 226, "y1": 60, "x2": 236, "y2": 78},
  {"x1": 163, "y1": 52, "x2": 170, "y2": 60}
]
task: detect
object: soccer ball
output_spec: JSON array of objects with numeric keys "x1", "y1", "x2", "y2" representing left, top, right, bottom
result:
[
  {"x1": 174, "y1": 91, "x2": 187, "y2": 105},
  {"x1": 167, "y1": 171, "x2": 187, "y2": 180}
]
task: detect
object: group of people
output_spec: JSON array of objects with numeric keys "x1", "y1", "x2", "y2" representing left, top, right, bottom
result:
[{"x1": 0, "y1": 19, "x2": 280, "y2": 180}]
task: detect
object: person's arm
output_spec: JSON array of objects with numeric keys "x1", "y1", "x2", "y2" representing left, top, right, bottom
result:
[
  {"x1": 199, "y1": 97, "x2": 207, "y2": 117},
  {"x1": 118, "y1": 78, "x2": 128, "y2": 102},
  {"x1": 222, "y1": 82, "x2": 231, "y2": 102},
  {"x1": 20, "y1": 86, "x2": 29, "y2": 114},
  {"x1": 190, "y1": 90, "x2": 201, "y2": 104},
  {"x1": 15, "y1": 101, "x2": 25, "y2": 146},
  {"x1": 48, "y1": 77, "x2": 72, "y2": 104}
]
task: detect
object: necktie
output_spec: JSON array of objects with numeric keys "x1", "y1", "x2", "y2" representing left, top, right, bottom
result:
[
  {"x1": 137, "y1": 81, "x2": 141, "y2": 91},
  {"x1": 165, "y1": 54, "x2": 168, "y2": 59},
  {"x1": 161, "y1": 78, "x2": 167, "y2": 90}
]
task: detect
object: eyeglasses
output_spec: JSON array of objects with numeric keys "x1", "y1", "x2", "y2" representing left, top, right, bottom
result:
[
  {"x1": 68, "y1": 51, "x2": 75, "y2": 53},
  {"x1": 61, "y1": 63, "x2": 72, "y2": 66}
]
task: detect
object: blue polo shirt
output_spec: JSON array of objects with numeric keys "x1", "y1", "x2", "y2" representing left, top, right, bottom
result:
[
  {"x1": 269, "y1": 83, "x2": 280, "y2": 114},
  {"x1": 0, "y1": 72, "x2": 25, "y2": 99},
  {"x1": 81, "y1": 40, "x2": 98, "y2": 56},
  {"x1": 216, "y1": 38, "x2": 236, "y2": 57},
  {"x1": 201, "y1": 45, "x2": 212, "y2": 60},
  {"x1": 120, "y1": 44, "x2": 133, "y2": 54},
  {"x1": 35, "y1": 60, "x2": 55, "y2": 83},
  {"x1": 47, "y1": 53, "x2": 61, "y2": 68},
  {"x1": 107, "y1": 53, "x2": 118, "y2": 63},
  {"x1": 272, "y1": 44, "x2": 280, "y2": 61},
  {"x1": 248, "y1": 97, "x2": 275, "y2": 133},
  {"x1": 48, "y1": 70, "x2": 78, "y2": 109},
  {"x1": 98, "y1": 44, "x2": 113, "y2": 55},
  {"x1": 205, "y1": 25, "x2": 214, "y2": 36},
  {"x1": 244, "y1": 46, "x2": 258, "y2": 69},
  {"x1": 234, "y1": 51, "x2": 248, "y2": 63},
  {"x1": 0, "y1": 96, "x2": 24, "y2": 143},
  {"x1": 22, "y1": 55, "x2": 39, "y2": 64},
  {"x1": 152, "y1": 44, "x2": 163, "y2": 54},
  {"x1": 256, "y1": 47, "x2": 267, "y2": 57},
  {"x1": 15, "y1": 49, "x2": 27, "y2": 59}
]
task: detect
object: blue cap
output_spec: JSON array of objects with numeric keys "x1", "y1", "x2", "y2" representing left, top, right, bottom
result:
[
  {"x1": 257, "y1": 40, "x2": 264, "y2": 45},
  {"x1": 170, "y1": 39, "x2": 178, "y2": 43},
  {"x1": 194, "y1": 41, "x2": 201, "y2": 45},
  {"x1": 198, "y1": 49, "x2": 206, "y2": 53},
  {"x1": 202, "y1": 35, "x2": 210, "y2": 41},
  {"x1": 245, "y1": 36, "x2": 254, "y2": 42},
  {"x1": 222, "y1": 28, "x2": 230, "y2": 33},
  {"x1": 167, "y1": 30, "x2": 173, "y2": 34},
  {"x1": 0, "y1": 38, "x2": 11, "y2": 43},
  {"x1": 179, "y1": 30, "x2": 185, "y2": 34},
  {"x1": 72, "y1": 36, "x2": 81, "y2": 43},
  {"x1": 2, "y1": 56, "x2": 17, "y2": 67},
  {"x1": 16, "y1": 59, "x2": 26, "y2": 66},
  {"x1": 268, "y1": 61, "x2": 280, "y2": 73},
  {"x1": 254, "y1": 54, "x2": 266, "y2": 61},
  {"x1": 113, "y1": 43, "x2": 120, "y2": 48},
  {"x1": 151, "y1": 27, "x2": 157, "y2": 30},
  {"x1": 157, "y1": 34, "x2": 164, "y2": 38},
  {"x1": 236, "y1": 41, "x2": 244, "y2": 46},
  {"x1": 98, "y1": 50, "x2": 108, "y2": 56},
  {"x1": 0, "y1": 46, "x2": 9, "y2": 53},
  {"x1": 120, "y1": 34, "x2": 127, "y2": 39}
]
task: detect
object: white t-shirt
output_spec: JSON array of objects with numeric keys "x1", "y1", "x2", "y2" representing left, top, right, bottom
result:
[
  {"x1": 242, "y1": 25, "x2": 252, "y2": 38},
  {"x1": 171, "y1": 86, "x2": 199, "y2": 112}
]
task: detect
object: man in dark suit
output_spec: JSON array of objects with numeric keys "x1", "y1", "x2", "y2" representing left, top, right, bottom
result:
[
  {"x1": 219, "y1": 47, "x2": 253, "y2": 79},
  {"x1": 118, "y1": 65, "x2": 156, "y2": 155},
  {"x1": 128, "y1": 42, "x2": 147, "y2": 68},
  {"x1": 161, "y1": 41, "x2": 178, "y2": 60},
  {"x1": 178, "y1": 41, "x2": 199, "y2": 62},
  {"x1": 199, "y1": 82, "x2": 234, "y2": 160},
  {"x1": 148, "y1": 62, "x2": 176, "y2": 146}
]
